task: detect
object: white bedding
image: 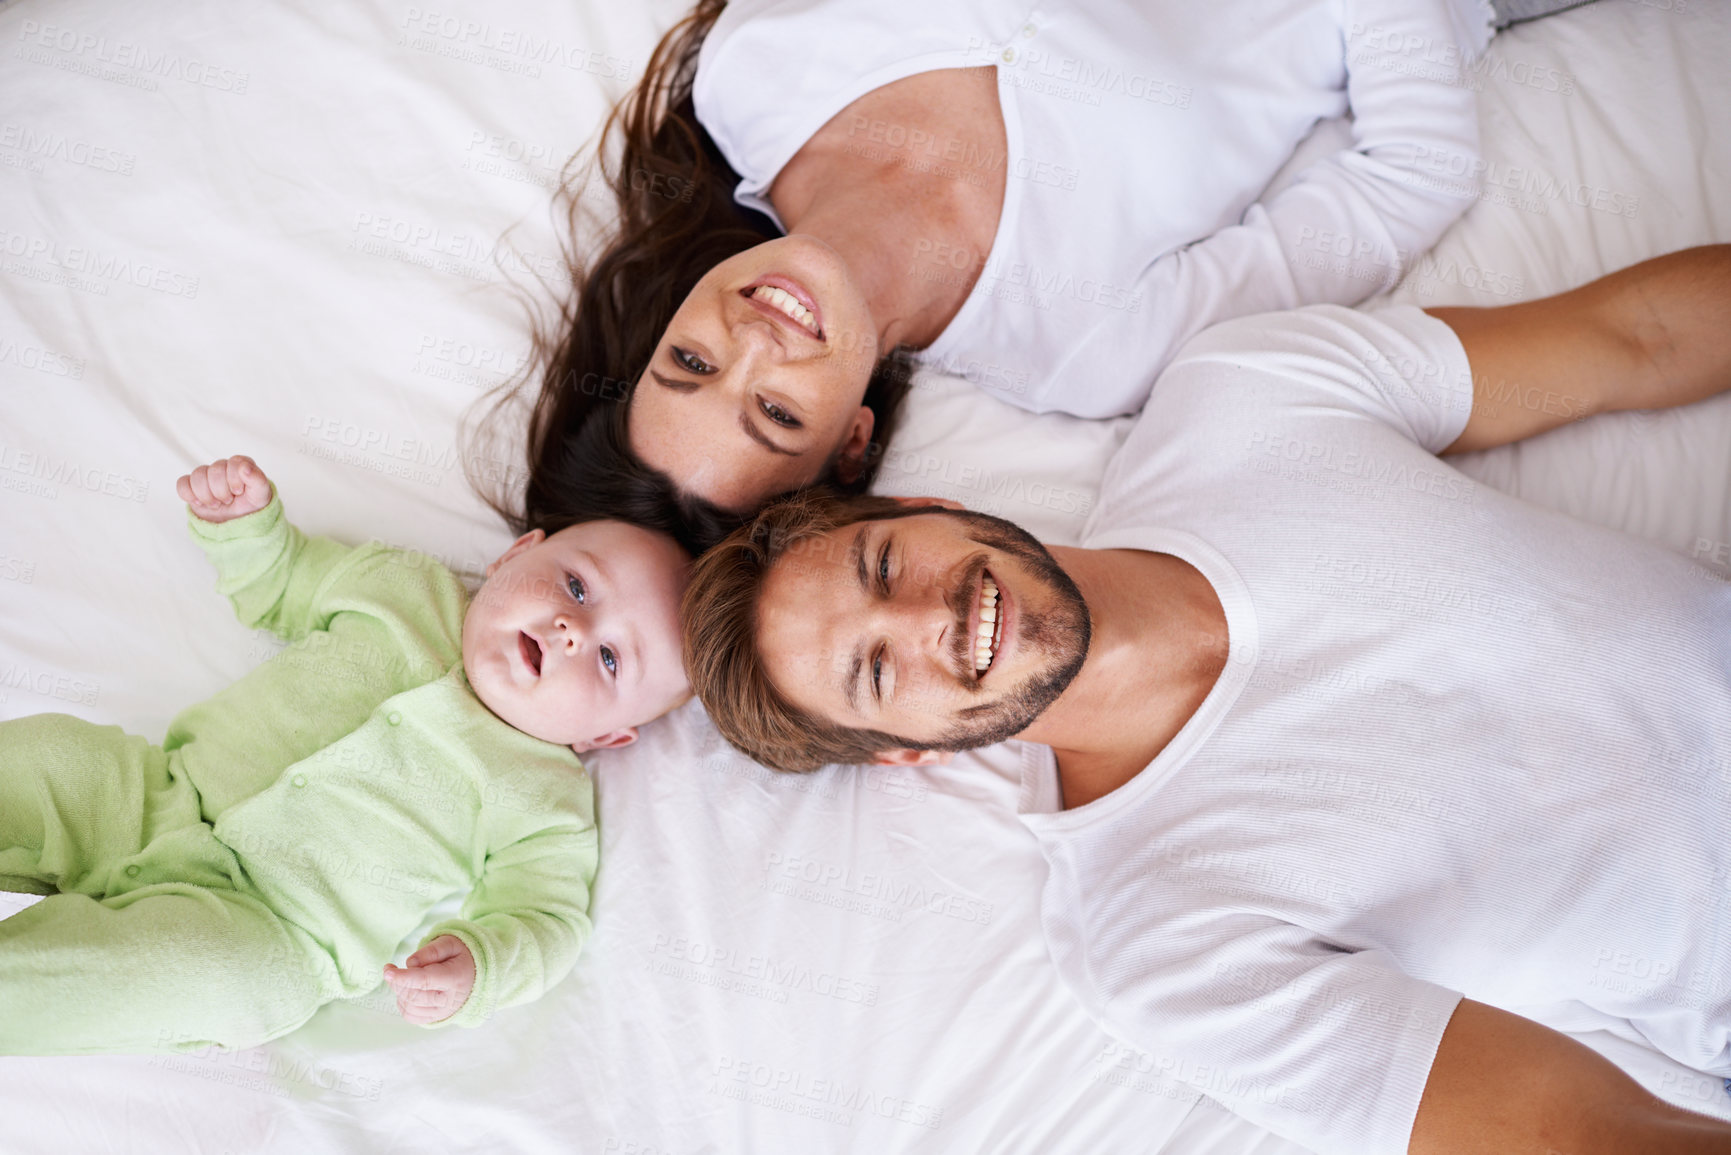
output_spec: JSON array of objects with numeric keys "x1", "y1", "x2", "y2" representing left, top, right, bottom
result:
[{"x1": 1, "y1": 1, "x2": 1728, "y2": 1152}]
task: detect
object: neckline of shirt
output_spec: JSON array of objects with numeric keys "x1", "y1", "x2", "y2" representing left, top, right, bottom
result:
[
  {"x1": 1016, "y1": 526, "x2": 1261, "y2": 831},
  {"x1": 699, "y1": 48, "x2": 1028, "y2": 363}
]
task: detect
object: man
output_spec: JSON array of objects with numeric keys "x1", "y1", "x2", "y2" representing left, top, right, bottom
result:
[{"x1": 682, "y1": 246, "x2": 1731, "y2": 1153}]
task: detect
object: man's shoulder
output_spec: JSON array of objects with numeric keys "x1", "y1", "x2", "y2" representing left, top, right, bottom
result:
[
  {"x1": 1094, "y1": 304, "x2": 1474, "y2": 519},
  {"x1": 1164, "y1": 303, "x2": 1447, "y2": 384}
]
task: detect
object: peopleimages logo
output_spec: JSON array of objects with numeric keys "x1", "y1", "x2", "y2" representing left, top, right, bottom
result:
[
  {"x1": 16, "y1": 21, "x2": 250, "y2": 93},
  {"x1": 0, "y1": 123, "x2": 135, "y2": 175},
  {"x1": 398, "y1": 8, "x2": 634, "y2": 78},
  {"x1": 0, "y1": 443, "x2": 150, "y2": 503},
  {"x1": 0, "y1": 337, "x2": 85, "y2": 379},
  {"x1": 0, "y1": 229, "x2": 199, "y2": 299},
  {"x1": 710, "y1": 1055, "x2": 945, "y2": 1131}
]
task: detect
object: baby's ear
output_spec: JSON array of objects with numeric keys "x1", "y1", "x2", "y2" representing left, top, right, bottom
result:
[
  {"x1": 572, "y1": 728, "x2": 638, "y2": 754},
  {"x1": 486, "y1": 529, "x2": 545, "y2": 577}
]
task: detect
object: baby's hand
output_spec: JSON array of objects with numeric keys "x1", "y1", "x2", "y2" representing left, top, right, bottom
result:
[
  {"x1": 383, "y1": 935, "x2": 476, "y2": 1025},
  {"x1": 177, "y1": 455, "x2": 273, "y2": 523}
]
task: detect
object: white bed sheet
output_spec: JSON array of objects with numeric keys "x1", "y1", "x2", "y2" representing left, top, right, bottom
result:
[{"x1": 1, "y1": 1, "x2": 1727, "y2": 1152}]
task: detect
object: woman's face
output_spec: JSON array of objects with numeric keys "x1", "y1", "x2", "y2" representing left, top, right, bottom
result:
[{"x1": 629, "y1": 235, "x2": 882, "y2": 513}]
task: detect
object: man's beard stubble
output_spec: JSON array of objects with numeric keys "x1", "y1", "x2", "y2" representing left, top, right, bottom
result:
[{"x1": 895, "y1": 509, "x2": 1091, "y2": 753}]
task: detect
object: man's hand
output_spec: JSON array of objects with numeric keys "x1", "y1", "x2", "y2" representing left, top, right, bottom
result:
[
  {"x1": 383, "y1": 935, "x2": 476, "y2": 1025},
  {"x1": 177, "y1": 455, "x2": 273, "y2": 523}
]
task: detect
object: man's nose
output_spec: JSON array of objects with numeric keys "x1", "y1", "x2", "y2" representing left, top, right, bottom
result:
[{"x1": 869, "y1": 582, "x2": 954, "y2": 665}]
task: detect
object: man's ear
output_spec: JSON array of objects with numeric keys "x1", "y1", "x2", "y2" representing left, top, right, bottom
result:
[
  {"x1": 830, "y1": 406, "x2": 877, "y2": 486},
  {"x1": 572, "y1": 728, "x2": 638, "y2": 754},
  {"x1": 885, "y1": 495, "x2": 964, "y2": 512},
  {"x1": 872, "y1": 748, "x2": 951, "y2": 767},
  {"x1": 487, "y1": 529, "x2": 546, "y2": 577}
]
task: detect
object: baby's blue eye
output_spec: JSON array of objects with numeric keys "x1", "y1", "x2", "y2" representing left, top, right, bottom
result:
[
  {"x1": 567, "y1": 575, "x2": 587, "y2": 605},
  {"x1": 600, "y1": 646, "x2": 618, "y2": 677}
]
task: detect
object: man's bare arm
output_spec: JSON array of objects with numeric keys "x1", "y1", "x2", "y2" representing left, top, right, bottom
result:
[
  {"x1": 1410, "y1": 999, "x2": 1731, "y2": 1153},
  {"x1": 1432, "y1": 244, "x2": 1731, "y2": 454}
]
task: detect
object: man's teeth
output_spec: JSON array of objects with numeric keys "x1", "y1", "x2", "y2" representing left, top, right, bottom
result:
[
  {"x1": 750, "y1": 285, "x2": 820, "y2": 335},
  {"x1": 974, "y1": 576, "x2": 999, "y2": 673}
]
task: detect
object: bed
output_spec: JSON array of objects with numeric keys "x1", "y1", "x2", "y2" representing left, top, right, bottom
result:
[{"x1": 2, "y1": 0, "x2": 1728, "y2": 1151}]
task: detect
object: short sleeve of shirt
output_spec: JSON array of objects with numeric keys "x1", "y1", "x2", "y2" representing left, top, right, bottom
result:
[
  {"x1": 1121, "y1": 928, "x2": 1460, "y2": 1155},
  {"x1": 1059, "y1": 897, "x2": 1464, "y2": 1152},
  {"x1": 1170, "y1": 304, "x2": 1477, "y2": 454}
]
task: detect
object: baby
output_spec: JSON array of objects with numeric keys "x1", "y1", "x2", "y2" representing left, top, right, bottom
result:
[{"x1": 0, "y1": 455, "x2": 690, "y2": 1054}]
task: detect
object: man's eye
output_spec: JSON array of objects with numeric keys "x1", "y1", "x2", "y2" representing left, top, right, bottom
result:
[
  {"x1": 567, "y1": 575, "x2": 587, "y2": 605},
  {"x1": 672, "y1": 346, "x2": 713, "y2": 374},
  {"x1": 760, "y1": 400, "x2": 801, "y2": 428},
  {"x1": 600, "y1": 646, "x2": 618, "y2": 677},
  {"x1": 877, "y1": 544, "x2": 891, "y2": 593},
  {"x1": 871, "y1": 650, "x2": 883, "y2": 701}
]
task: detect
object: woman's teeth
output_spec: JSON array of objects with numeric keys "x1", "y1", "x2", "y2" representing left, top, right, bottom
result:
[
  {"x1": 750, "y1": 284, "x2": 821, "y2": 336},
  {"x1": 974, "y1": 576, "x2": 1000, "y2": 673}
]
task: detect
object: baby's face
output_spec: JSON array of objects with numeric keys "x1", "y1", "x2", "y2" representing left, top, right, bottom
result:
[{"x1": 463, "y1": 520, "x2": 691, "y2": 751}]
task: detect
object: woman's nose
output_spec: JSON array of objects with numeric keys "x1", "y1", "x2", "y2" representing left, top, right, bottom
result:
[{"x1": 728, "y1": 321, "x2": 784, "y2": 372}]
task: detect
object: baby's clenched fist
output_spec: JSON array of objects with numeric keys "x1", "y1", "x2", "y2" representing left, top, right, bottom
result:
[{"x1": 177, "y1": 455, "x2": 273, "y2": 523}]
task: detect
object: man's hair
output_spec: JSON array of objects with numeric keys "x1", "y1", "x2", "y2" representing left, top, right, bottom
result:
[{"x1": 682, "y1": 488, "x2": 925, "y2": 772}]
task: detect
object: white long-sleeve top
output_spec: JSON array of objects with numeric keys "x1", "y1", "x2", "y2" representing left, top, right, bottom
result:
[
  {"x1": 694, "y1": 0, "x2": 1494, "y2": 417},
  {"x1": 1021, "y1": 304, "x2": 1731, "y2": 1152}
]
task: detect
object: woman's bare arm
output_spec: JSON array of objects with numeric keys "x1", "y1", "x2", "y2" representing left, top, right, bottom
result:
[{"x1": 1435, "y1": 244, "x2": 1731, "y2": 454}]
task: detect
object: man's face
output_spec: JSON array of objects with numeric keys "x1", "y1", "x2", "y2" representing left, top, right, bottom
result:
[{"x1": 755, "y1": 508, "x2": 1090, "y2": 753}]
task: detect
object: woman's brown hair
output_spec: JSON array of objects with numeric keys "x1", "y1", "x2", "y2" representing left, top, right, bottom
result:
[{"x1": 478, "y1": 0, "x2": 913, "y2": 555}]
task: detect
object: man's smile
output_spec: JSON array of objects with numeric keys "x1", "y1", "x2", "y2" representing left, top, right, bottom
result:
[{"x1": 971, "y1": 570, "x2": 1003, "y2": 677}]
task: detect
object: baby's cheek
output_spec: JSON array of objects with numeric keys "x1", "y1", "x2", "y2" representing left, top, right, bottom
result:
[{"x1": 616, "y1": 676, "x2": 681, "y2": 732}]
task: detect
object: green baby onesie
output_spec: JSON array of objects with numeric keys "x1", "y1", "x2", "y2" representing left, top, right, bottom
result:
[{"x1": 0, "y1": 494, "x2": 597, "y2": 1054}]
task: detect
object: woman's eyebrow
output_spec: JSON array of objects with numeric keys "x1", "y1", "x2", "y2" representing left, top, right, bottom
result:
[
  {"x1": 736, "y1": 412, "x2": 799, "y2": 456},
  {"x1": 648, "y1": 369, "x2": 798, "y2": 455},
  {"x1": 649, "y1": 370, "x2": 700, "y2": 394}
]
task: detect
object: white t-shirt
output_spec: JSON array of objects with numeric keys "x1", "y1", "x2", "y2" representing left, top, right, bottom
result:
[
  {"x1": 1020, "y1": 305, "x2": 1731, "y2": 1154},
  {"x1": 694, "y1": 0, "x2": 1493, "y2": 418}
]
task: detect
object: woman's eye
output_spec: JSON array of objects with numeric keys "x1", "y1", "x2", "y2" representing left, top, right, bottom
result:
[
  {"x1": 567, "y1": 575, "x2": 587, "y2": 605},
  {"x1": 600, "y1": 646, "x2": 618, "y2": 677},
  {"x1": 672, "y1": 346, "x2": 713, "y2": 374},
  {"x1": 760, "y1": 400, "x2": 801, "y2": 428}
]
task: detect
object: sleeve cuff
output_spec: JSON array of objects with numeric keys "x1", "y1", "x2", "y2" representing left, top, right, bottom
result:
[
  {"x1": 418, "y1": 923, "x2": 494, "y2": 1031},
  {"x1": 185, "y1": 488, "x2": 284, "y2": 544}
]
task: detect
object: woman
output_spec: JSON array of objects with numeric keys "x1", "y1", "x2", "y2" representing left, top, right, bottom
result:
[{"x1": 511, "y1": 0, "x2": 1492, "y2": 550}]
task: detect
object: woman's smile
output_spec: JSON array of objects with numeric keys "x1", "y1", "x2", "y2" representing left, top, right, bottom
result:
[{"x1": 742, "y1": 275, "x2": 824, "y2": 339}]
